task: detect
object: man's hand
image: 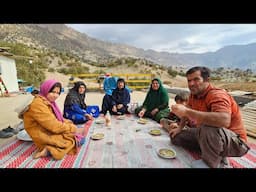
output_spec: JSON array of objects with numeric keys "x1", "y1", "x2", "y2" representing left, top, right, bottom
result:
[
  {"x1": 169, "y1": 127, "x2": 182, "y2": 138},
  {"x1": 169, "y1": 122, "x2": 179, "y2": 130},
  {"x1": 171, "y1": 104, "x2": 188, "y2": 118}
]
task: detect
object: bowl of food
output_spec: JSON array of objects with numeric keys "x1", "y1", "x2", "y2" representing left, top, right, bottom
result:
[
  {"x1": 117, "y1": 115, "x2": 125, "y2": 120},
  {"x1": 157, "y1": 148, "x2": 176, "y2": 159},
  {"x1": 137, "y1": 118, "x2": 148, "y2": 124},
  {"x1": 95, "y1": 119, "x2": 105, "y2": 124},
  {"x1": 91, "y1": 133, "x2": 104, "y2": 140},
  {"x1": 149, "y1": 129, "x2": 161, "y2": 136}
]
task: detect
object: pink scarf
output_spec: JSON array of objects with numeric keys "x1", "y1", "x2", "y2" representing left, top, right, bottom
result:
[{"x1": 39, "y1": 79, "x2": 64, "y2": 122}]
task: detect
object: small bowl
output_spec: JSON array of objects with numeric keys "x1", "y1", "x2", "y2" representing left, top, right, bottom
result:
[
  {"x1": 91, "y1": 133, "x2": 104, "y2": 140},
  {"x1": 157, "y1": 148, "x2": 176, "y2": 159},
  {"x1": 137, "y1": 118, "x2": 147, "y2": 124},
  {"x1": 149, "y1": 129, "x2": 161, "y2": 136},
  {"x1": 117, "y1": 115, "x2": 125, "y2": 120},
  {"x1": 95, "y1": 119, "x2": 105, "y2": 124}
]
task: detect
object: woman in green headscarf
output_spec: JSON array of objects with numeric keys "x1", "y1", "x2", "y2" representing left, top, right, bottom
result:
[{"x1": 135, "y1": 78, "x2": 170, "y2": 123}]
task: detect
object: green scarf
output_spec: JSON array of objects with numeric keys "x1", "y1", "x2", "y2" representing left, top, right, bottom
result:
[{"x1": 142, "y1": 78, "x2": 169, "y2": 111}]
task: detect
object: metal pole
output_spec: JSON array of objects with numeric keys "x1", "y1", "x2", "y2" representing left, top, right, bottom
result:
[{"x1": 29, "y1": 60, "x2": 33, "y2": 84}]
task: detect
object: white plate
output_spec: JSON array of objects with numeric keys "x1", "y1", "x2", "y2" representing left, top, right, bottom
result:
[
  {"x1": 91, "y1": 133, "x2": 104, "y2": 140},
  {"x1": 149, "y1": 129, "x2": 161, "y2": 136},
  {"x1": 95, "y1": 119, "x2": 105, "y2": 124},
  {"x1": 137, "y1": 118, "x2": 147, "y2": 124},
  {"x1": 17, "y1": 129, "x2": 32, "y2": 141},
  {"x1": 157, "y1": 148, "x2": 176, "y2": 159},
  {"x1": 117, "y1": 115, "x2": 125, "y2": 120}
]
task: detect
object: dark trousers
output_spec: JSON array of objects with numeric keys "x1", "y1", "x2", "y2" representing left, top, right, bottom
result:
[
  {"x1": 171, "y1": 125, "x2": 250, "y2": 168},
  {"x1": 101, "y1": 94, "x2": 128, "y2": 115}
]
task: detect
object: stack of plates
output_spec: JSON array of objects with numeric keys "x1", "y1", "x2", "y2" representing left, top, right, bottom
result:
[{"x1": 17, "y1": 129, "x2": 32, "y2": 141}]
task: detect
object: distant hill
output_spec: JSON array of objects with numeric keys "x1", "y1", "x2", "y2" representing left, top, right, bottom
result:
[{"x1": 0, "y1": 24, "x2": 255, "y2": 72}]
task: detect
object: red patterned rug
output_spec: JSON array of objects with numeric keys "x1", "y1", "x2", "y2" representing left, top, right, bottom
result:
[
  {"x1": 0, "y1": 121, "x2": 92, "y2": 168},
  {"x1": 228, "y1": 143, "x2": 256, "y2": 168},
  {"x1": 186, "y1": 143, "x2": 256, "y2": 168}
]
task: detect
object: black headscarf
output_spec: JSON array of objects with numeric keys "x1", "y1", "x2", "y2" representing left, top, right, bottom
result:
[
  {"x1": 64, "y1": 81, "x2": 87, "y2": 109},
  {"x1": 112, "y1": 78, "x2": 130, "y2": 105}
]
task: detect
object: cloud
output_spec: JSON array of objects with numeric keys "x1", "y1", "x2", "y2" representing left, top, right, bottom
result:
[{"x1": 66, "y1": 24, "x2": 256, "y2": 54}]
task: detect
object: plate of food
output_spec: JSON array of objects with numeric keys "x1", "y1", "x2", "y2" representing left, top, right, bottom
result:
[
  {"x1": 117, "y1": 115, "x2": 125, "y2": 120},
  {"x1": 91, "y1": 133, "x2": 104, "y2": 140},
  {"x1": 95, "y1": 119, "x2": 105, "y2": 124},
  {"x1": 149, "y1": 129, "x2": 161, "y2": 136},
  {"x1": 157, "y1": 148, "x2": 176, "y2": 159},
  {"x1": 137, "y1": 118, "x2": 148, "y2": 124},
  {"x1": 17, "y1": 129, "x2": 32, "y2": 141}
]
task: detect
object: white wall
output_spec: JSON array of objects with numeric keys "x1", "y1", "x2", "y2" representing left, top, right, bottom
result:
[{"x1": 0, "y1": 56, "x2": 19, "y2": 93}]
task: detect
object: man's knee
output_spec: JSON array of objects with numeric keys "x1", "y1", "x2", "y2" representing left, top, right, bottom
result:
[
  {"x1": 170, "y1": 135, "x2": 182, "y2": 146},
  {"x1": 199, "y1": 125, "x2": 220, "y2": 140}
]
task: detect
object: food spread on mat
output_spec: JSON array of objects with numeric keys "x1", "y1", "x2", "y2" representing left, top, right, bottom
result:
[
  {"x1": 137, "y1": 118, "x2": 148, "y2": 124},
  {"x1": 117, "y1": 115, "x2": 125, "y2": 120},
  {"x1": 95, "y1": 119, "x2": 105, "y2": 124},
  {"x1": 149, "y1": 129, "x2": 161, "y2": 136},
  {"x1": 91, "y1": 133, "x2": 104, "y2": 140},
  {"x1": 158, "y1": 148, "x2": 176, "y2": 158}
]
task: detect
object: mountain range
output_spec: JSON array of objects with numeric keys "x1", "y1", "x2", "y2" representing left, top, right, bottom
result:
[{"x1": 0, "y1": 24, "x2": 255, "y2": 72}]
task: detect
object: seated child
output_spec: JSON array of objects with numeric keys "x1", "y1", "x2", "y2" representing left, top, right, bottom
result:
[{"x1": 160, "y1": 91, "x2": 189, "y2": 132}]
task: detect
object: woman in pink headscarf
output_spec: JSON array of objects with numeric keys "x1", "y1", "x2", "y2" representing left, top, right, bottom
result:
[{"x1": 23, "y1": 79, "x2": 84, "y2": 160}]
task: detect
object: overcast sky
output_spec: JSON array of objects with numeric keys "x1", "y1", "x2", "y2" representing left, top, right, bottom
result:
[{"x1": 66, "y1": 24, "x2": 256, "y2": 54}]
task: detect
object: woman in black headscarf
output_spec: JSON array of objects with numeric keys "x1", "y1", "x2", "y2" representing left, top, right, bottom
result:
[
  {"x1": 63, "y1": 81, "x2": 93, "y2": 124},
  {"x1": 110, "y1": 78, "x2": 131, "y2": 115}
]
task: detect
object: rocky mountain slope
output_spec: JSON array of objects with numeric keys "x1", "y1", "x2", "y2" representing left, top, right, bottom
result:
[{"x1": 1, "y1": 24, "x2": 256, "y2": 72}]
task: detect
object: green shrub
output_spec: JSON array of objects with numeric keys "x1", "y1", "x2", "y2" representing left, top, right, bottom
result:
[
  {"x1": 48, "y1": 68, "x2": 55, "y2": 72},
  {"x1": 167, "y1": 68, "x2": 178, "y2": 77}
]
